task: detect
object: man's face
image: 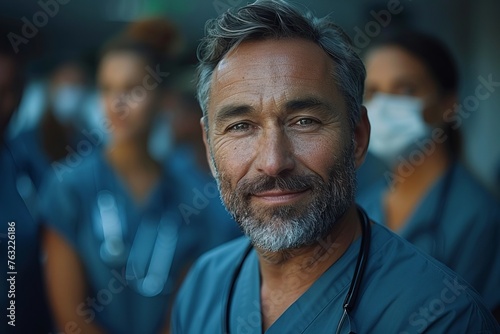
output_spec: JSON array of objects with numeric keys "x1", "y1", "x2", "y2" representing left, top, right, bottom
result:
[{"x1": 204, "y1": 38, "x2": 360, "y2": 251}]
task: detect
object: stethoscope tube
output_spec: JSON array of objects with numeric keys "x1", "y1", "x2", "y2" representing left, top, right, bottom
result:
[
  {"x1": 222, "y1": 206, "x2": 371, "y2": 334},
  {"x1": 92, "y1": 159, "x2": 179, "y2": 297},
  {"x1": 335, "y1": 207, "x2": 371, "y2": 334}
]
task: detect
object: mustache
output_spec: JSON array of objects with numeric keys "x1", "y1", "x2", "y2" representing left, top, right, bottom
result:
[{"x1": 236, "y1": 174, "x2": 323, "y2": 196}]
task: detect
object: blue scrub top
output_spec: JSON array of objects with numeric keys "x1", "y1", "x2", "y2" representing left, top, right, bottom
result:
[
  {"x1": 39, "y1": 149, "x2": 231, "y2": 334},
  {"x1": 0, "y1": 139, "x2": 52, "y2": 333},
  {"x1": 172, "y1": 223, "x2": 499, "y2": 333},
  {"x1": 357, "y1": 162, "x2": 500, "y2": 310},
  {"x1": 7, "y1": 128, "x2": 51, "y2": 189}
]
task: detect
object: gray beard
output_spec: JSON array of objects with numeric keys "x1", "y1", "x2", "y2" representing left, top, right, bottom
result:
[{"x1": 211, "y1": 138, "x2": 356, "y2": 252}]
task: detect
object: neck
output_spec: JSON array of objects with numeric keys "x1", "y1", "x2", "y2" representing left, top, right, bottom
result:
[
  {"x1": 391, "y1": 141, "x2": 451, "y2": 194},
  {"x1": 257, "y1": 204, "x2": 362, "y2": 330},
  {"x1": 383, "y1": 141, "x2": 451, "y2": 231},
  {"x1": 106, "y1": 135, "x2": 156, "y2": 172}
]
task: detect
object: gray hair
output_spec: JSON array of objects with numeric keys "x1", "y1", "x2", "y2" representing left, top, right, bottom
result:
[{"x1": 196, "y1": 0, "x2": 366, "y2": 131}]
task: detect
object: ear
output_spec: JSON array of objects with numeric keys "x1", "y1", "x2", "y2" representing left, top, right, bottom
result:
[
  {"x1": 353, "y1": 105, "x2": 370, "y2": 169},
  {"x1": 201, "y1": 117, "x2": 217, "y2": 177}
]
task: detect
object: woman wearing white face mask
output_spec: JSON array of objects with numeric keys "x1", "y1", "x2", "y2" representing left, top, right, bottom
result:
[
  {"x1": 40, "y1": 62, "x2": 93, "y2": 162},
  {"x1": 357, "y1": 31, "x2": 500, "y2": 319}
]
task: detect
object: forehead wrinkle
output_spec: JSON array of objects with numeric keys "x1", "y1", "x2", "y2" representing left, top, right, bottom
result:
[
  {"x1": 214, "y1": 39, "x2": 333, "y2": 82},
  {"x1": 212, "y1": 41, "x2": 335, "y2": 90},
  {"x1": 214, "y1": 73, "x2": 332, "y2": 105},
  {"x1": 215, "y1": 62, "x2": 332, "y2": 86},
  {"x1": 209, "y1": 38, "x2": 346, "y2": 121},
  {"x1": 213, "y1": 81, "x2": 344, "y2": 122}
]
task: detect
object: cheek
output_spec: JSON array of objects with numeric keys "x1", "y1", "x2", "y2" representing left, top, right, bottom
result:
[
  {"x1": 102, "y1": 95, "x2": 118, "y2": 119},
  {"x1": 128, "y1": 96, "x2": 155, "y2": 122},
  {"x1": 213, "y1": 137, "x2": 257, "y2": 186},
  {"x1": 292, "y1": 133, "x2": 344, "y2": 180},
  {"x1": 422, "y1": 103, "x2": 444, "y2": 126}
]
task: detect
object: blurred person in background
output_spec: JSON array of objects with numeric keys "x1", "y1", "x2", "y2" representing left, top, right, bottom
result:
[
  {"x1": 10, "y1": 60, "x2": 94, "y2": 192},
  {"x1": 165, "y1": 70, "x2": 211, "y2": 173},
  {"x1": 165, "y1": 69, "x2": 242, "y2": 240},
  {"x1": 128, "y1": 17, "x2": 241, "y2": 239},
  {"x1": 0, "y1": 25, "x2": 53, "y2": 333},
  {"x1": 39, "y1": 31, "x2": 230, "y2": 333},
  {"x1": 39, "y1": 61, "x2": 93, "y2": 162},
  {"x1": 124, "y1": 17, "x2": 179, "y2": 163},
  {"x1": 357, "y1": 30, "x2": 500, "y2": 317}
]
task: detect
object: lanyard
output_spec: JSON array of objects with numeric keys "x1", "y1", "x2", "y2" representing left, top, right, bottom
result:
[{"x1": 93, "y1": 155, "x2": 179, "y2": 297}]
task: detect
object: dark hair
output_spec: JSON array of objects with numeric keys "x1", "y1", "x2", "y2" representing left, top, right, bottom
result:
[
  {"x1": 369, "y1": 30, "x2": 459, "y2": 95},
  {"x1": 126, "y1": 17, "x2": 179, "y2": 58},
  {"x1": 197, "y1": 0, "x2": 366, "y2": 131},
  {"x1": 100, "y1": 37, "x2": 165, "y2": 70},
  {"x1": 0, "y1": 24, "x2": 25, "y2": 85}
]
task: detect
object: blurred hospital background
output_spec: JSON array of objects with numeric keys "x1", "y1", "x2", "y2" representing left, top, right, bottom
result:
[{"x1": 1, "y1": 0, "x2": 499, "y2": 332}]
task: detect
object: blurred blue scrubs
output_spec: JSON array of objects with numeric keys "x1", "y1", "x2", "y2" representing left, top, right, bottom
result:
[
  {"x1": 172, "y1": 223, "x2": 499, "y2": 333},
  {"x1": 356, "y1": 151, "x2": 387, "y2": 194},
  {"x1": 39, "y1": 149, "x2": 231, "y2": 334},
  {"x1": 167, "y1": 145, "x2": 242, "y2": 240},
  {"x1": 357, "y1": 162, "x2": 500, "y2": 310},
  {"x1": 0, "y1": 138, "x2": 52, "y2": 333},
  {"x1": 7, "y1": 127, "x2": 50, "y2": 190}
]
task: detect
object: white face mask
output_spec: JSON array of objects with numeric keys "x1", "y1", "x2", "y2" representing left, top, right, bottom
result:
[
  {"x1": 365, "y1": 93, "x2": 431, "y2": 166},
  {"x1": 52, "y1": 85, "x2": 87, "y2": 123}
]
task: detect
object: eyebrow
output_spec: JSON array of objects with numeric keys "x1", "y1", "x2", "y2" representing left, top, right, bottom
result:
[
  {"x1": 214, "y1": 104, "x2": 256, "y2": 125},
  {"x1": 285, "y1": 97, "x2": 336, "y2": 113}
]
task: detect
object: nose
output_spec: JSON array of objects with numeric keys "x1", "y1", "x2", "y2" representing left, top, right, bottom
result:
[
  {"x1": 106, "y1": 92, "x2": 128, "y2": 120},
  {"x1": 254, "y1": 126, "x2": 295, "y2": 177}
]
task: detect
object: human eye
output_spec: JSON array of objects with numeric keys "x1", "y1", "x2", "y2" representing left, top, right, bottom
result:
[
  {"x1": 294, "y1": 118, "x2": 318, "y2": 126},
  {"x1": 400, "y1": 87, "x2": 417, "y2": 96},
  {"x1": 227, "y1": 122, "x2": 252, "y2": 132},
  {"x1": 396, "y1": 82, "x2": 419, "y2": 96}
]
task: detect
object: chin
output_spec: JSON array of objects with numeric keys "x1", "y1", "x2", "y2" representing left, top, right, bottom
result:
[{"x1": 111, "y1": 127, "x2": 145, "y2": 142}]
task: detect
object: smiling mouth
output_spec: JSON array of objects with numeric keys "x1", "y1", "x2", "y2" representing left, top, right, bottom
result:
[{"x1": 251, "y1": 189, "x2": 310, "y2": 205}]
